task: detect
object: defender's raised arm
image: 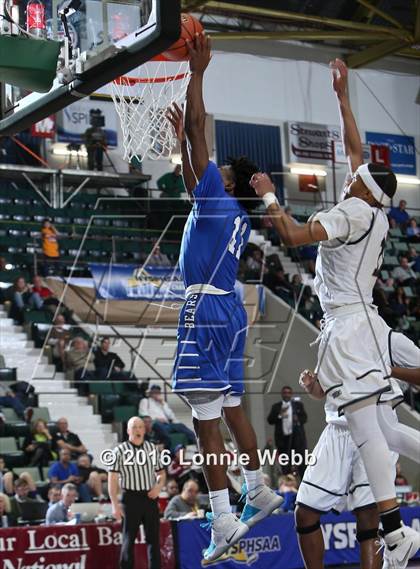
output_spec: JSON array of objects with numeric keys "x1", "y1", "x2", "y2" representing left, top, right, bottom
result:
[{"x1": 330, "y1": 58, "x2": 363, "y2": 174}]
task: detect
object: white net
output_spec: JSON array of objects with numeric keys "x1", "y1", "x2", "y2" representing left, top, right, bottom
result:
[{"x1": 110, "y1": 58, "x2": 191, "y2": 162}]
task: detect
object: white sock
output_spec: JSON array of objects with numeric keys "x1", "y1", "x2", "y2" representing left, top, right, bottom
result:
[
  {"x1": 243, "y1": 468, "x2": 264, "y2": 492},
  {"x1": 209, "y1": 488, "x2": 231, "y2": 516}
]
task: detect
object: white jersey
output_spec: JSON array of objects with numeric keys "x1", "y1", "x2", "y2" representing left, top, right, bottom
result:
[
  {"x1": 312, "y1": 197, "x2": 389, "y2": 314},
  {"x1": 325, "y1": 329, "x2": 420, "y2": 426}
]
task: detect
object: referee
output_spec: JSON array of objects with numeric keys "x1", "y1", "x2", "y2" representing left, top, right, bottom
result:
[{"x1": 108, "y1": 416, "x2": 166, "y2": 569}]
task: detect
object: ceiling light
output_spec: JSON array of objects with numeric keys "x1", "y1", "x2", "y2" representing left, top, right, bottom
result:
[{"x1": 289, "y1": 166, "x2": 327, "y2": 177}]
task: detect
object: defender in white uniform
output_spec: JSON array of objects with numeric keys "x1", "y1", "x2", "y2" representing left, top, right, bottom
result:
[
  {"x1": 295, "y1": 330, "x2": 420, "y2": 569},
  {"x1": 251, "y1": 58, "x2": 420, "y2": 568}
]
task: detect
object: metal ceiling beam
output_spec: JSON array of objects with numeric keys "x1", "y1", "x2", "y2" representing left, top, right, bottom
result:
[
  {"x1": 356, "y1": 0, "x2": 404, "y2": 29},
  {"x1": 181, "y1": 0, "x2": 208, "y2": 10},
  {"x1": 209, "y1": 31, "x2": 395, "y2": 41},
  {"x1": 200, "y1": 2, "x2": 412, "y2": 40},
  {"x1": 347, "y1": 39, "x2": 410, "y2": 68}
]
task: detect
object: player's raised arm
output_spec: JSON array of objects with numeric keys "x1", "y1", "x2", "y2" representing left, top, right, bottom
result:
[
  {"x1": 331, "y1": 58, "x2": 363, "y2": 174},
  {"x1": 184, "y1": 33, "x2": 211, "y2": 180},
  {"x1": 250, "y1": 173, "x2": 328, "y2": 247},
  {"x1": 166, "y1": 103, "x2": 196, "y2": 195}
]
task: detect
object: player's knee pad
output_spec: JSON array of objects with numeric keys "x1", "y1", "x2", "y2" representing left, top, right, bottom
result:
[
  {"x1": 356, "y1": 528, "x2": 378, "y2": 543},
  {"x1": 296, "y1": 521, "x2": 321, "y2": 535}
]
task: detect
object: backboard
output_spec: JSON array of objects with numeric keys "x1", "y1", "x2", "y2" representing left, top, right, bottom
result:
[{"x1": 0, "y1": 0, "x2": 180, "y2": 135}]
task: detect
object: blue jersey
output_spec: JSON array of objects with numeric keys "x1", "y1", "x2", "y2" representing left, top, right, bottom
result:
[{"x1": 179, "y1": 161, "x2": 250, "y2": 291}]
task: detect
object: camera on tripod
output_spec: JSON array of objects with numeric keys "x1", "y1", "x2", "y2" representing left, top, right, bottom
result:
[{"x1": 89, "y1": 108, "x2": 105, "y2": 128}]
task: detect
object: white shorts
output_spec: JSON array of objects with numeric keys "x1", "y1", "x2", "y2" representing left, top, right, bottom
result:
[
  {"x1": 297, "y1": 424, "x2": 376, "y2": 513},
  {"x1": 316, "y1": 306, "x2": 393, "y2": 415},
  {"x1": 183, "y1": 391, "x2": 241, "y2": 420}
]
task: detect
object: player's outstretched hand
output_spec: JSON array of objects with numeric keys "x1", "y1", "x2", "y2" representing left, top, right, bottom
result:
[
  {"x1": 187, "y1": 32, "x2": 211, "y2": 74},
  {"x1": 330, "y1": 58, "x2": 348, "y2": 99},
  {"x1": 166, "y1": 103, "x2": 186, "y2": 143},
  {"x1": 250, "y1": 172, "x2": 276, "y2": 197}
]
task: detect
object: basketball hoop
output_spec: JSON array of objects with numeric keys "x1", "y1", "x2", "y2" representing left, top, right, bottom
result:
[{"x1": 110, "y1": 55, "x2": 190, "y2": 162}]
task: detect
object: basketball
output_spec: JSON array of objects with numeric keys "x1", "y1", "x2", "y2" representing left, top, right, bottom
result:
[{"x1": 163, "y1": 13, "x2": 204, "y2": 61}]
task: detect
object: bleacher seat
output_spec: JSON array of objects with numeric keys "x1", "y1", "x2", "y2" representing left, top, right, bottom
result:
[
  {"x1": 5, "y1": 422, "x2": 30, "y2": 439},
  {"x1": 99, "y1": 394, "x2": 121, "y2": 423},
  {"x1": 1, "y1": 408, "x2": 20, "y2": 422},
  {"x1": 0, "y1": 368, "x2": 17, "y2": 382},
  {"x1": 389, "y1": 228, "x2": 403, "y2": 238},
  {"x1": 31, "y1": 408, "x2": 51, "y2": 422},
  {"x1": 113, "y1": 405, "x2": 137, "y2": 422},
  {"x1": 89, "y1": 382, "x2": 114, "y2": 395}
]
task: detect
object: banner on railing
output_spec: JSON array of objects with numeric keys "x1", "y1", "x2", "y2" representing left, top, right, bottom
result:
[
  {"x1": 176, "y1": 508, "x2": 420, "y2": 569},
  {"x1": 89, "y1": 263, "x2": 185, "y2": 301},
  {"x1": 0, "y1": 521, "x2": 175, "y2": 569}
]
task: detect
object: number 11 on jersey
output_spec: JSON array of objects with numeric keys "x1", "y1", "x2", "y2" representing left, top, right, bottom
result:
[{"x1": 228, "y1": 216, "x2": 248, "y2": 260}]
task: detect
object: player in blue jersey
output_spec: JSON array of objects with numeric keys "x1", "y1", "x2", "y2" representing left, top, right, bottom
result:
[{"x1": 166, "y1": 34, "x2": 282, "y2": 562}]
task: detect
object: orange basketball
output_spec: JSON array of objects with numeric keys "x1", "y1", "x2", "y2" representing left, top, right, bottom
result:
[{"x1": 163, "y1": 13, "x2": 204, "y2": 61}]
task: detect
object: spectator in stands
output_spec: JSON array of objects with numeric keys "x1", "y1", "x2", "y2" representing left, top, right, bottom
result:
[
  {"x1": 52, "y1": 417, "x2": 87, "y2": 459},
  {"x1": 265, "y1": 253, "x2": 283, "y2": 273},
  {"x1": 263, "y1": 268, "x2": 292, "y2": 303},
  {"x1": 9, "y1": 479, "x2": 39, "y2": 520},
  {"x1": 84, "y1": 118, "x2": 107, "y2": 171},
  {"x1": 408, "y1": 247, "x2": 420, "y2": 273},
  {"x1": 389, "y1": 287, "x2": 410, "y2": 319},
  {"x1": 245, "y1": 248, "x2": 264, "y2": 281},
  {"x1": 48, "y1": 314, "x2": 71, "y2": 371},
  {"x1": 406, "y1": 218, "x2": 420, "y2": 242},
  {"x1": 94, "y1": 336, "x2": 128, "y2": 380},
  {"x1": 41, "y1": 219, "x2": 60, "y2": 276},
  {"x1": 392, "y1": 256, "x2": 418, "y2": 286},
  {"x1": 164, "y1": 479, "x2": 201, "y2": 520},
  {"x1": 388, "y1": 217, "x2": 398, "y2": 229},
  {"x1": 64, "y1": 337, "x2": 95, "y2": 388},
  {"x1": 299, "y1": 285, "x2": 322, "y2": 323},
  {"x1": 143, "y1": 415, "x2": 166, "y2": 449},
  {"x1": 76, "y1": 454, "x2": 107, "y2": 500},
  {"x1": 165, "y1": 477, "x2": 180, "y2": 499},
  {"x1": 395, "y1": 463, "x2": 409, "y2": 486},
  {"x1": 138, "y1": 385, "x2": 196, "y2": 449},
  {"x1": 291, "y1": 274, "x2": 303, "y2": 301},
  {"x1": 0, "y1": 379, "x2": 28, "y2": 421},
  {"x1": 23, "y1": 419, "x2": 55, "y2": 466},
  {"x1": 157, "y1": 165, "x2": 185, "y2": 198},
  {"x1": 0, "y1": 492, "x2": 16, "y2": 527},
  {"x1": 277, "y1": 474, "x2": 298, "y2": 513},
  {"x1": 0, "y1": 456, "x2": 38, "y2": 496},
  {"x1": 146, "y1": 244, "x2": 172, "y2": 268},
  {"x1": 45, "y1": 483, "x2": 78, "y2": 525},
  {"x1": 9, "y1": 276, "x2": 43, "y2": 324},
  {"x1": 47, "y1": 484, "x2": 62, "y2": 506},
  {"x1": 388, "y1": 199, "x2": 410, "y2": 227},
  {"x1": 167, "y1": 444, "x2": 192, "y2": 486},
  {"x1": 267, "y1": 386, "x2": 308, "y2": 478},
  {"x1": 48, "y1": 448, "x2": 91, "y2": 502},
  {"x1": 31, "y1": 275, "x2": 53, "y2": 301}
]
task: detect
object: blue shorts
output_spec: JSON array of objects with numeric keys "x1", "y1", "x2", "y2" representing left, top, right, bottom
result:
[{"x1": 172, "y1": 292, "x2": 247, "y2": 396}]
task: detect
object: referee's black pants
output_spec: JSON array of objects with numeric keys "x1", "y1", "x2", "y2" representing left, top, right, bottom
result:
[{"x1": 120, "y1": 490, "x2": 161, "y2": 569}]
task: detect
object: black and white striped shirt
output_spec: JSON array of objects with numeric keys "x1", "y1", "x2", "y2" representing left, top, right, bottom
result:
[{"x1": 109, "y1": 440, "x2": 164, "y2": 491}]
